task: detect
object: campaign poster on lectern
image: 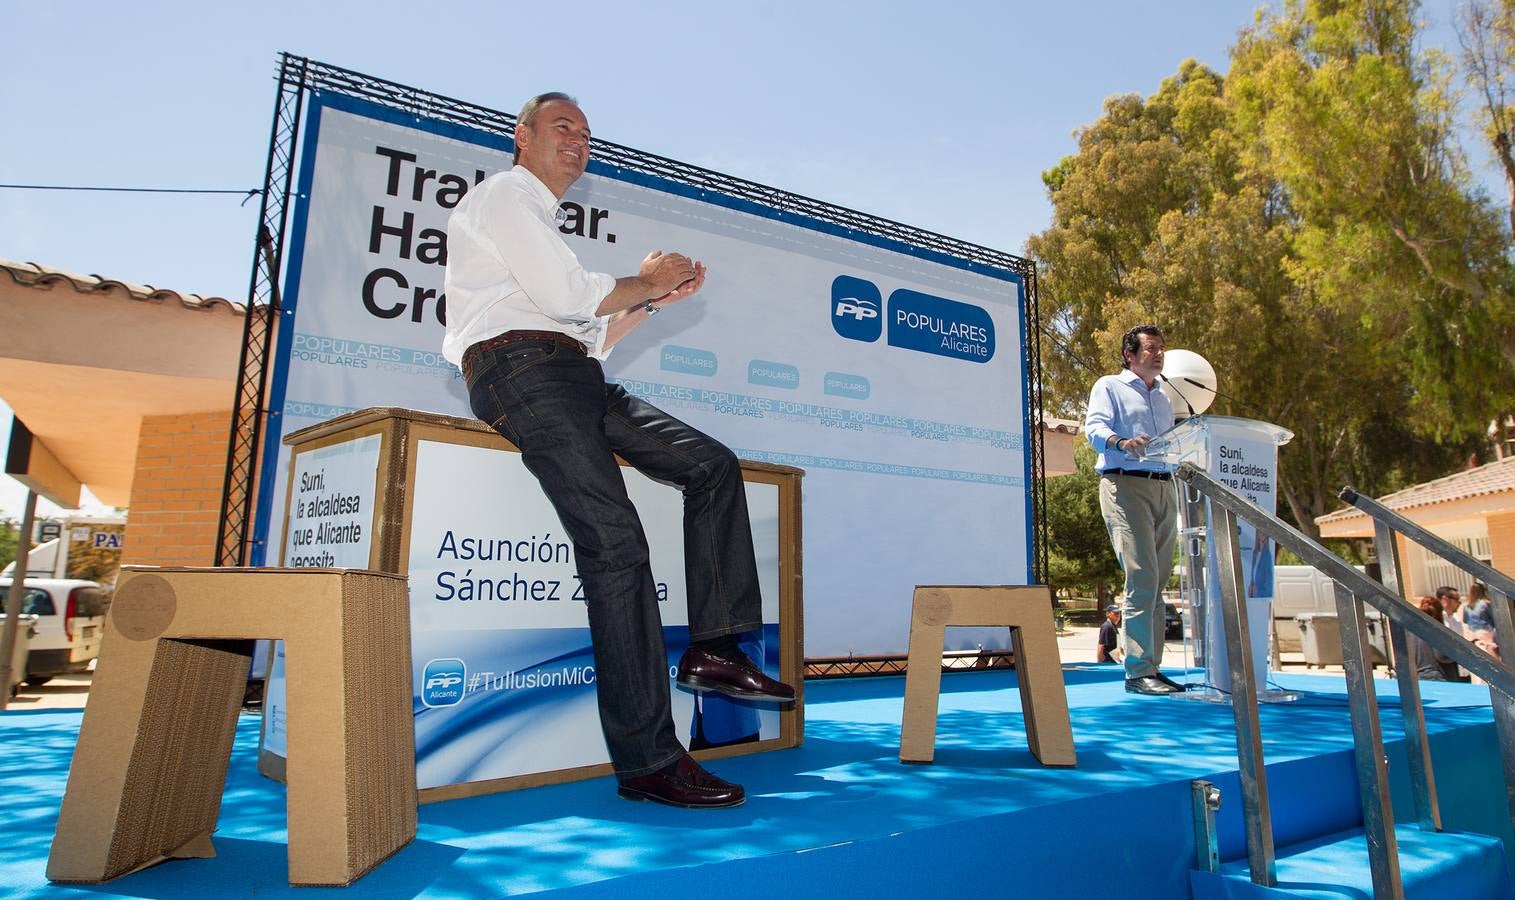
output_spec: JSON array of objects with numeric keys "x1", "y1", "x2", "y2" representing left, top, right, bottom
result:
[
  {"x1": 1203, "y1": 424, "x2": 1281, "y2": 681},
  {"x1": 1208, "y1": 430, "x2": 1279, "y2": 600},
  {"x1": 263, "y1": 433, "x2": 382, "y2": 758},
  {"x1": 253, "y1": 90, "x2": 1032, "y2": 666}
]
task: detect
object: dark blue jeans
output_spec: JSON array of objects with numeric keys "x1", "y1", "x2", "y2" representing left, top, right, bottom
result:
[{"x1": 466, "y1": 338, "x2": 764, "y2": 778}]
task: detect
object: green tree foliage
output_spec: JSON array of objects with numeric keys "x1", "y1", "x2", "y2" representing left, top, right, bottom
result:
[
  {"x1": 0, "y1": 519, "x2": 16, "y2": 574},
  {"x1": 1028, "y1": 0, "x2": 1509, "y2": 536},
  {"x1": 1459, "y1": 0, "x2": 1515, "y2": 238},
  {"x1": 1230, "y1": 0, "x2": 1515, "y2": 436},
  {"x1": 1044, "y1": 443, "x2": 1122, "y2": 601}
]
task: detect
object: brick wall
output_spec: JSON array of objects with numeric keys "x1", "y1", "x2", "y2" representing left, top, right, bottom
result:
[{"x1": 122, "y1": 411, "x2": 232, "y2": 567}]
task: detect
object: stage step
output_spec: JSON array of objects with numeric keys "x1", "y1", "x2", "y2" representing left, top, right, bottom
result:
[{"x1": 1189, "y1": 825, "x2": 1511, "y2": 899}]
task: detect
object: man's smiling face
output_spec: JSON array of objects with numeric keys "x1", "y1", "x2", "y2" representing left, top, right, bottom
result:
[{"x1": 517, "y1": 99, "x2": 591, "y2": 193}]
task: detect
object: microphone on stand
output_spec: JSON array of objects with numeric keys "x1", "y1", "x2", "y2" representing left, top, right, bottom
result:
[
  {"x1": 1160, "y1": 373, "x2": 1199, "y2": 419},
  {"x1": 1161, "y1": 373, "x2": 1265, "y2": 419}
]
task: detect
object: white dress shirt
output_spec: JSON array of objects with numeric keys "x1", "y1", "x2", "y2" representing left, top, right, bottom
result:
[
  {"x1": 441, "y1": 165, "x2": 616, "y2": 364},
  {"x1": 1084, "y1": 369, "x2": 1175, "y2": 473}
]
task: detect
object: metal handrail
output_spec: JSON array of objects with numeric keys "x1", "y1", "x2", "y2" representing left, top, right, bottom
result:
[
  {"x1": 1174, "y1": 463, "x2": 1515, "y2": 900},
  {"x1": 1339, "y1": 488, "x2": 1515, "y2": 600},
  {"x1": 1340, "y1": 489, "x2": 1515, "y2": 676},
  {"x1": 1339, "y1": 485, "x2": 1515, "y2": 853},
  {"x1": 1182, "y1": 467, "x2": 1515, "y2": 693}
]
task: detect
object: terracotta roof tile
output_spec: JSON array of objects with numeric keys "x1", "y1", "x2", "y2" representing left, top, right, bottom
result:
[
  {"x1": 1316, "y1": 455, "x2": 1515, "y2": 525},
  {"x1": 0, "y1": 258, "x2": 250, "y2": 315}
]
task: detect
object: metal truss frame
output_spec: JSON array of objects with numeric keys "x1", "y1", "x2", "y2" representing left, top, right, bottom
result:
[
  {"x1": 1025, "y1": 268, "x2": 1048, "y2": 583},
  {"x1": 217, "y1": 55, "x2": 308, "y2": 565},
  {"x1": 805, "y1": 650, "x2": 1016, "y2": 680}
]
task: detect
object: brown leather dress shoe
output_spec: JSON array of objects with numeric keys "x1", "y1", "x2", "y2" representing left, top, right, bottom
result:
[
  {"x1": 617, "y1": 753, "x2": 745, "y2": 808},
  {"x1": 676, "y1": 646, "x2": 796, "y2": 702}
]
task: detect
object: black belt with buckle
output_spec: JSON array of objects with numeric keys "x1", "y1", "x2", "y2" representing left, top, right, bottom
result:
[
  {"x1": 1102, "y1": 468, "x2": 1172, "y2": 481},
  {"x1": 462, "y1": 329, "x2": 586, "y2": 381}
]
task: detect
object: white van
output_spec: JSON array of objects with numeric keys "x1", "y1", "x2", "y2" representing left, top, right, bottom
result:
[
  {"x1": 1271, "y1": 564, "x2": 1390, "y2": 664},
  {"x1": 0, "y1": 578, "x2": 108, "y2": 685},
  {"x1": 1272, "y1": 566, "x2": 1339, "y2": 653}
]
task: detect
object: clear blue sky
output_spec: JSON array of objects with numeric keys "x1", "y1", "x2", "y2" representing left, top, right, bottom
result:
[{"x1": 0, "y1": 0, "x2": 1489, "y2": 520}]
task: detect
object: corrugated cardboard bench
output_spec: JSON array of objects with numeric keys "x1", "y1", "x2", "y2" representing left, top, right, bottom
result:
[
  {"x1": 47, "y1": 567, "x2": 416, "y2": 887},
  {"x1": 899, "y1": 585, "x2": 1076, "y2": 767}
]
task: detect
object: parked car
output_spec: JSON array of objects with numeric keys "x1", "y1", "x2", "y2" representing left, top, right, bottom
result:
[
  {"x1": 1165, "y1": 603, "x2": 1184, "y2": 640},
  {"x1": 0, "y1": 578, "x2": 108, "y2": 685},
  {"x1": 0, "y1": 613, "x2": 38, "y2": 697}
]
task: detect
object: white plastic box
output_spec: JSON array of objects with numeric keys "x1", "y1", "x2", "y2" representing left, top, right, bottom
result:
[{"x1": 1294, "y1": 611, "x2": 1388, "y2": 667}]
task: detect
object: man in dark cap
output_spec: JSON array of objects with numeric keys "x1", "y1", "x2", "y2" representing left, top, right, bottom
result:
[{"x1": 1097, "y1": 605, "x2": 1122, "y2": 664}]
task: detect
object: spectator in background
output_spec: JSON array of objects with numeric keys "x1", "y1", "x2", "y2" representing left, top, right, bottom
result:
[
  {"x1": 1406, "y1": 596, "x2": 1458, "y2": 682},
  {"x1": 1436, "y1": 585, "x2": 1479, "y2": 681},
  {"x1": 1097, "y1": 605, "x2": 1123, "y2": 664},
  {"x1": 1436, "y1": 585, "x2": 1466, "y2": 633},
  {"x1": 1463, "y1": 582, "x2": 1498, "y2": 658}
]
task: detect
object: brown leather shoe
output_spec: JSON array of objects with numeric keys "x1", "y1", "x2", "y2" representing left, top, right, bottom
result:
[
  {"x1": 676, "y1": 646, "x2": 796, "y2": 702},
  {"x1": 617, "y1": 753, "x2": 745, "y2": 808}
]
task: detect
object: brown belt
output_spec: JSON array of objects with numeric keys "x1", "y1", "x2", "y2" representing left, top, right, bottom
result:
[{"x1": 462, "y1": 329, "x2": 586, "y2": 381}]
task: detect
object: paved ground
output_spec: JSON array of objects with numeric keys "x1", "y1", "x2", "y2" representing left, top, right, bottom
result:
[
  {"x1": 5, "y1": 670, "x2": 94, "y2": 711},
  {"x1": 1057, "y1": 621, "x2": 1387, "y2": 680},
  {"x1": 1058, "y1": 622, "x2": 1190, "y2": 669}
]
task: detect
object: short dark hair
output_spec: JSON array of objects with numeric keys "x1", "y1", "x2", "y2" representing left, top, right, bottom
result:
[
  {"x1": 1121, "y1": 324, "x2": 1163, "y2": 369},
  {"x1": 513, "y1": 91, "x2": 579, "y2": 165},
  {"x1": 1435, "y1": 585, "x2": 1460, "y2": 600}
]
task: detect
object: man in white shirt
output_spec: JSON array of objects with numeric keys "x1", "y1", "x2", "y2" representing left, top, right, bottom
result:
[
  {"x1": 442, "y1": 93, "x2": 793, "y2": 809},
  {"x1": 1083, "y1": 325, "x2": 1183, "y2": 695}
]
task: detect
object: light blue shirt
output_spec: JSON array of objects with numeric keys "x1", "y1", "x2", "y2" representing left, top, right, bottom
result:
[{"x1": 1084, "y1": 369, "x2": 1175, "y2": 474}]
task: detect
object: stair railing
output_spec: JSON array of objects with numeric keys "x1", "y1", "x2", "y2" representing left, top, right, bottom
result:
[
  {"x1": 1337, "y1": 486, "x2": 1515, "y2": 838},
  {"x1": 1174, "y1": 463, "x2": 1515, "y2": 900}
]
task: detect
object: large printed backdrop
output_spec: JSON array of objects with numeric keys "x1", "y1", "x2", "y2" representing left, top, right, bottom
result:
[{"x1": 257, "y1": 91, "x2": 1031, "y2": 657}]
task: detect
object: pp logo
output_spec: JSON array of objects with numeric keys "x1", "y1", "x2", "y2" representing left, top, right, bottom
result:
[
  {"x1": 831, "y1": 275, "x2": 882, "y2": 343},
  {"x1": 421, "y1": 657, "x2": 466, "y2": 708}
]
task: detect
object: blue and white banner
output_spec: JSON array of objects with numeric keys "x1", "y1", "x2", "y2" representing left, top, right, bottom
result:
[
  {"x1": 406, "y1": 440, "x2": 781, "y2": 787},
  {"x1": 255, "y1": 91, "x2": 1032, "y2": 660}
]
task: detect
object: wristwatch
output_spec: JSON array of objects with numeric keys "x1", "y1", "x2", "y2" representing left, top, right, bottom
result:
[{"x1": 642, "y1": 299, "x2": 660, "y2": 316}]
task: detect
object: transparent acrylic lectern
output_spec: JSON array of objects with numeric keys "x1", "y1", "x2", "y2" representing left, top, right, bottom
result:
[{"x1": 1145, "y1": 415, "x2": 1295, "y2": 703}]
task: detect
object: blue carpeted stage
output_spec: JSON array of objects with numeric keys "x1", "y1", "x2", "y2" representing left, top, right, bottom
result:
[{"x1": 3, "y1": 665, "x2": 1510, "y2": 898}]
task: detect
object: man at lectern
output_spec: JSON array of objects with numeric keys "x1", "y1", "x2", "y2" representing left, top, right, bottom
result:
[
  {"x1": 1083, "y1": 324, "x2": 1183, "y2": 695},
  {"x1": 441, "y1": 92, "x2": 794, "y2": 809}
]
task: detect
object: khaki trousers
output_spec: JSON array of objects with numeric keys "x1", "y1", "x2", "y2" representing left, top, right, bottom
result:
[{"x1": 1099, "y1": 474, "x2": 1177, "y2": 679}]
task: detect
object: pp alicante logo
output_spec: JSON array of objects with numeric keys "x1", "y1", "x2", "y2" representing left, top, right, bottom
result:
[
  {"x1": 421, "y1": 657, "x2": 466, "y2": 708},
  {"x1": 831, "y1": 275, "x2": 882, "y2": 343}
]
